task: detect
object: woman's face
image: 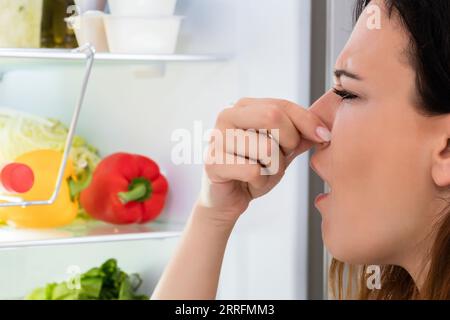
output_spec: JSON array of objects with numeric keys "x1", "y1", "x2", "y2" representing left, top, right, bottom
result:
[{"x1": 310, "y1": 1, "x2": 448, "y2": 268}]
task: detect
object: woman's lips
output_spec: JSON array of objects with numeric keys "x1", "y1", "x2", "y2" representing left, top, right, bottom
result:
[
  {"x1": 314, "y1": 192, "x2": 330, "y2": 205},
  {"x1": 310, "y1": 157, "x2": 332, "y2": 206}
]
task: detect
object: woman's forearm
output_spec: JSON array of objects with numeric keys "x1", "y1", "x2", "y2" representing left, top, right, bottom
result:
[{"x1": 151, "y1": 201, "x2": 237, "y2": 300}]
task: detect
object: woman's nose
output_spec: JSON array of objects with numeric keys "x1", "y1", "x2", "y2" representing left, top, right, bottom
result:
[{"x1": 308, "y1": 89, "x2": 340, "y2": 131}]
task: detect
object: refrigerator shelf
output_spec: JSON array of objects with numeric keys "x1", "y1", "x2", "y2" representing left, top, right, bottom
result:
[
  {"x1": 0, "y1": 48, "x2": 230, "y2": 71},
  {"x1": 0, "y1": 45, "x2": 228, "y2": 209},
  {"x1": 0, "y1": 219, "x2": 183, "y2": 249}
]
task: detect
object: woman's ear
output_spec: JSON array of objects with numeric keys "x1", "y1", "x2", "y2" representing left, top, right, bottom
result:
[{"x1": 431, "y1": 137, "x2": 450, "y2": 187}]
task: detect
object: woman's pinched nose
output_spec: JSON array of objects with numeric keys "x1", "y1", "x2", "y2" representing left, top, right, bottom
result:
[{"x1": 309, "y1": 89, "x2": 341, "y2": 132}]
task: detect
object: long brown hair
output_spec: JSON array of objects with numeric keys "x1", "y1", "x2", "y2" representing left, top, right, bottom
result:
[{"x1": 329, "y1": 0, "x2": 450, "y2": 300}]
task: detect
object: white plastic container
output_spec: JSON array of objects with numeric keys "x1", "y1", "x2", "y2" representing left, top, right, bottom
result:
[
  {"x1": 108, "y1": 0, "x2": 177, "y2": 17},
  {"x1": 66, "y1": 11, "x2": 109, "y2": 52},
  {"x1": 103, "y1": 16, "x2": 182, "y2": 54},
  {"x1": 74, "y1": 0, "x2": 106, "y2": 14}
]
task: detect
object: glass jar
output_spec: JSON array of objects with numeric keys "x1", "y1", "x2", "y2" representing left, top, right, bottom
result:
[{"x1": 41, "y1": 0, "x2": 78, "y2": 48}]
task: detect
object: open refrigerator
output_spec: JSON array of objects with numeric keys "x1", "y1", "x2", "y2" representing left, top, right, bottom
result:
[{"x1": 0, "y1": 0, "x2": 355, "y2": 300}]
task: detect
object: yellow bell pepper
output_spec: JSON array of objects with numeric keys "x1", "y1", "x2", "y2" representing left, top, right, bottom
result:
[{"x1": 0, "y1": 149, "x2": 79, "y2": 228}]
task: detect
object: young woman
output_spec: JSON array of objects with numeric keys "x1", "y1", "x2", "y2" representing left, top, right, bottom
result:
[{"x1": 153, "y1": 0, "x2": 450, "y2": 300}]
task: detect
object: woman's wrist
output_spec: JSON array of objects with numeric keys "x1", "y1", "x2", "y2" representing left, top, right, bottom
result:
[
  {"x1": 191, "y1": 200, "x2": 241, "y2": 233},
  {"x1": 152, "y1": 200, "x2": 239, "y2": 300}
]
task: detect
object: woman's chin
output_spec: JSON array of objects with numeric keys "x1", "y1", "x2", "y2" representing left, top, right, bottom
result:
[{"x1": 322, "y1": 223, "x2": 379, "y2": 265}]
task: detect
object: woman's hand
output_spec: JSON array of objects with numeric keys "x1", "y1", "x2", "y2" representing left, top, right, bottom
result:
[
  {"x1": 152, "y1": 98, "x2": 331, "y2": 300},
  {"x1": 198, "y1": 98, "x2": 332, "y2": 226}
]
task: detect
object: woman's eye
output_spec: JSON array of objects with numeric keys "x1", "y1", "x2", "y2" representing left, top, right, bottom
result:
[{"x1": 333, "y1": 88, "x2": 358, "y2": 101}]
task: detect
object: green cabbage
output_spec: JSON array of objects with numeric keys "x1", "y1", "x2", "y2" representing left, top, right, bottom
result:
[
  {"x1": 0, "y1": 107, "x2": 101, "y2": 176},
  {"x1": 0, "y1": 0, "x2": 43, "y2": 48}
]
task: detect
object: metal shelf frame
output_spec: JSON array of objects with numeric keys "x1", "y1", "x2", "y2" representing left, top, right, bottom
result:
[{"x1": 0, "y1": 44, "x2": 96, "y2": 208}]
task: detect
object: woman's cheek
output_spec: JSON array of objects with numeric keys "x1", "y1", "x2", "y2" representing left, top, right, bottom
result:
[
  {"x1": 323, "y1": 104, "x2": 383, "y2": 262},
  {"x1": 330, "y1": 104, "x2": 374, "y2": 215}
]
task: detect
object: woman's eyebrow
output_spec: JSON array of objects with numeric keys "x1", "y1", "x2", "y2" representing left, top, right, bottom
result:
[{"x1": 334, "y1": 69, "x2": 362, "y2": 81}]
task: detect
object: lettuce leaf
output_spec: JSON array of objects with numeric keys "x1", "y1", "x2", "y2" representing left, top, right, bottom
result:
[{"x1": 25, "y1": 259, "x2": 149, "y2": 300}]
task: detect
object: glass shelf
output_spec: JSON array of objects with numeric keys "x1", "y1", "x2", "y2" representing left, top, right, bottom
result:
[
  {"x1": 0, "y1": 219, "x2": 183, "y2": 249},
  {"x1": 0, "y1": 46, "x2": 189, "y2": 249},
  {"x1": 0, "y1": 48, "x2": 230, "y2": 71}
]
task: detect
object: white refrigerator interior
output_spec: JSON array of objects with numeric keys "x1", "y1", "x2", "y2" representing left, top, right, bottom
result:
[{"x1": 0, "y1": 0, "x2": 312, "y2": 299}]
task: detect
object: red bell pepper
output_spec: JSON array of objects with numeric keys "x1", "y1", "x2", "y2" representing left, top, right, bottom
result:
[{"x1": 80, "y1": 153, "x2": 169, "y2": 224}]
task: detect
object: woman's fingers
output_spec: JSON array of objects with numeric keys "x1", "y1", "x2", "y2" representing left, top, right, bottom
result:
[
  {"x1": 234, "y1": 98, "x2": 332, "y2": 144},
  {"x1": 222, "y1": 128, "x2": 278, "y2": 166},
  {"x1": 217, "y1": 99, "x2": 331, "y2": 156},
  {"x1": 216, "y1": 103, "x2": 301, "y2": 156},
  {"x1": 205, "y1": 146, "x2": 289, "y2": 199},
  {"x1": 211, "y1": 98, "x2": 331, "y2": 176},
  {"x1": 205, "y1": 149, "x2": 269, "y2": 190},
  {"x1": 286, "y1": 139, "x2": 316, "y2": 166}
]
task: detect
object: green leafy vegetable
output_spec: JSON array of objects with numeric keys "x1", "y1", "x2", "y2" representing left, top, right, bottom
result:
[{"x1": 25, "y1": 259, "x2": 149, "y2": 300}]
